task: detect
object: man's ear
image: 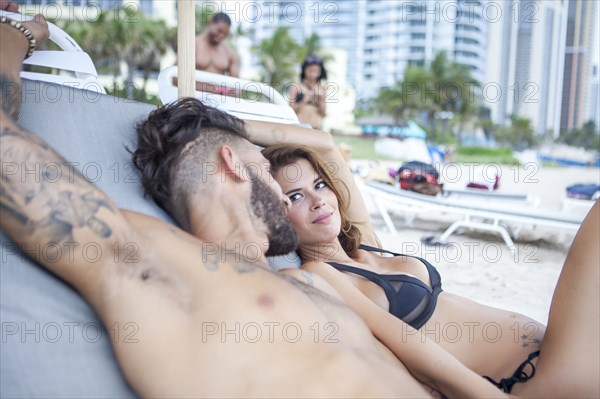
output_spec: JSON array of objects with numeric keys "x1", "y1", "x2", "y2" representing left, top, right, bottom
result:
[{"x1": 219, "y1": 145, "x2": 245, "y2": 182}]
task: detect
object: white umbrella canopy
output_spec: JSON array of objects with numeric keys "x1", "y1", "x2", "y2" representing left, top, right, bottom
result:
[{"x1": 177, "y1": 0, "x2": 196, "y2": 98}]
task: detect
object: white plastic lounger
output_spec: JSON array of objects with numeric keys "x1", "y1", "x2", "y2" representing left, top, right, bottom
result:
[
  {"x1": 1, "y1": 10, "x2": 104, "y2": 93},
  {"x1": 442, "y1": 187, "x2": 541, "y2": 207},
  {"x1": 361, "y1": 181, "x2": 584, "y2": 254},
  {"x1": 158, "y1": 66, "x2": 299, "y2": 124}
]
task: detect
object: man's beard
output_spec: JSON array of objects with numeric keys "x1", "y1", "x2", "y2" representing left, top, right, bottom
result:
[{"x1": 250, "y1": 178, "x2": 299, "y2": 257}]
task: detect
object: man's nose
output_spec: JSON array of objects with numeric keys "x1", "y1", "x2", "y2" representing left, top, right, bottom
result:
[{"x1": 282, "y1": 195, "x2": 291, "y2": 210}]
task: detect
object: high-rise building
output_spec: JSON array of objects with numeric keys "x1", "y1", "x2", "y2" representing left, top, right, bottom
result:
[
  {"x1": 250, "y1": 0, "x2": 489, "y2": 99},
  {"x1": 248, "y1": 0, "x2": 365, "y2": 91},
  {"x1": 485, "y1": 0, "x2": 567, "y2": 137},
  {"x1": 589, "y1": 65, "x2": 600, "y2": 129},
  {"x1": 560, "y1": 0, "x2": 598, "y2": 132}
]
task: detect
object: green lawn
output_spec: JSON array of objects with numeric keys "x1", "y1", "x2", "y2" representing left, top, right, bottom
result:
[
  {"x1": 333, "y1": 135, "x2": 520, "y2": 164},
  {"x1": 332, "y1": 135, "x2": 398, "y2": 161},
  {"x1": 454, "y1": 146, "x2": 520, "y2": 165}
]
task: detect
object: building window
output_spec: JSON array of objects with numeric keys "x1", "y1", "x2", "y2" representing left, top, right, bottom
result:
[{"x1": 455, "y1": 37, "x2": 480, "y2": 45}]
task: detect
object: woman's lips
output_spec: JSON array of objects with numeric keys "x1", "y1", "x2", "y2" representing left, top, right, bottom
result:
[{"x1": 313, "y1": 213, "x2": 332, "y2": 224}]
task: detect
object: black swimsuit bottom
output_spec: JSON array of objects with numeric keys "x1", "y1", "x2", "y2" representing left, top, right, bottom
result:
[{"x1": 327, "y1": 244, "x2": 443, "y2": 330}]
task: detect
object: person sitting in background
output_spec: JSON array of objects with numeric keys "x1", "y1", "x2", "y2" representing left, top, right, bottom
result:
[{"x1": 288, "y1": 55, "x2": 327, "y2": 129}]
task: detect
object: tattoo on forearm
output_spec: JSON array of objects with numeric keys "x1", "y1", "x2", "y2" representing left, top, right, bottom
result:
[
  {"x1": 0, "y1": 73, "x2": 22, "y2": 121},
  {"x1": 1, "y1": 124, "x2": 115, "y2": 244}
]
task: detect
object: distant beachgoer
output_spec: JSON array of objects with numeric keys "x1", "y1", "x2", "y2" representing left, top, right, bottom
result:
[
  {"x1": 195, "y1": 12, "x2": 238, "y2": 77},
  {"x1": 175, "y1": 12, "x2": 240, "y2": 97},
  {"x1": 288, "y1": 55, "x2": 327, "y2": 129}
]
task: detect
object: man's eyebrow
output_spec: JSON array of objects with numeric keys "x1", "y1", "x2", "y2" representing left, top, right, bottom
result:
[{"x1": 284, "y1": 178, "x2": 319, "y2": 195}]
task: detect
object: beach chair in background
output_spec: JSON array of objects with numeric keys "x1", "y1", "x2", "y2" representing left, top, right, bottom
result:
[
  {"x1": 158, "y1": 66, "x2": 299, "y2": 125},
  {"x1": 361, "y1": 181, "x2": 584, "y2": 254},
  {"x1": 561, "y1": 184, "x2": 600, "y2": 217}
]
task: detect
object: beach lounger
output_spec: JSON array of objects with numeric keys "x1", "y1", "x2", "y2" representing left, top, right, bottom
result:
[
  {"x1": 0, "y1": 10, "x2": 104, "y2": 93},
  {"x1": 361, "y1": 181, "x2": 584, "y2": 253},
  {"x1": 0, "y1": 17, "x2": 305, "y2": 396},
  {"x1": 158, "y1": 66, "x2": 299, "y2": 125},
  {"x1": 1, "y1": 78, "x2": 153, "y2": 398},
  {"x1": 0, "y1": 16, "x2": 161, "y2": 397}
]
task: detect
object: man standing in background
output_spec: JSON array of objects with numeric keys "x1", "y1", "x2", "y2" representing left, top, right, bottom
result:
[{"x1": 195, "y1": 12, "x2": 239, "y2": 77}]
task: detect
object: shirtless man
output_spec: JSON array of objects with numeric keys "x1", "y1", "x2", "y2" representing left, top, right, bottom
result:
[
  {"x1": 195, "y1": 12, "x2": 238, "y2": 77},
  {"x1": 1, "y1": 6, "x2": 506, "y2": 398}
]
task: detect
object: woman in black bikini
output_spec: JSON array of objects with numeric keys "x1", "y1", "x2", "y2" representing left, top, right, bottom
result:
[
  {"x1": 287, "y1": 55, "x2": 327, "y2": 129},
  {"x1": 252, "y1": 133, "x2": 598, "y2": 397}
]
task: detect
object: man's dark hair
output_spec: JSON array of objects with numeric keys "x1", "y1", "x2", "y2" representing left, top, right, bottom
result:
[
  {"x1": 132, "y1": 98, "x2": 248, "y2": 228},
  {"x1": 211, "y1": 12, "x2": 232, "y2": 26}
]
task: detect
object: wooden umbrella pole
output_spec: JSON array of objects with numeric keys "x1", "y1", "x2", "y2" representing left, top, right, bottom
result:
[{"x1": 177, "y1": 0, "x2": 196, "y2": 98}]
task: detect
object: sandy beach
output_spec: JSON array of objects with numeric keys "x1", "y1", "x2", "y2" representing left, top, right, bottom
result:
[{"x1": 359, "y1": 163, "x2": 599, "y2": 325}]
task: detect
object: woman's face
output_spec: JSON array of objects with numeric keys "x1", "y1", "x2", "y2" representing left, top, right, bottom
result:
[
  {"x1": 304, "y1": 64, "x2": 322, "y2": 82},
  {"x1": 274, "y1": 158, "x2": 341, "y2": 245}
]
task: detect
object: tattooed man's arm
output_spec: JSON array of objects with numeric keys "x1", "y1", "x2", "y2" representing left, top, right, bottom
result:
[{"x1": 0, "y1": 17, "x2": 135, "y2": 287}]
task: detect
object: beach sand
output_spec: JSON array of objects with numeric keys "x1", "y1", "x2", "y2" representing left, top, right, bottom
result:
[{"x1": 360, "y1": 163, "x2": 599, "y2": 325}]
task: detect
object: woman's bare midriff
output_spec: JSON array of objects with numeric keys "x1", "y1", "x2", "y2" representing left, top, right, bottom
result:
[{"x1": 297, "y1": 104, "x2": 322, "y2": 129}]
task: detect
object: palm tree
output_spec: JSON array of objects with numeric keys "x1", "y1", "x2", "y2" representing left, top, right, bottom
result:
[
  {"x1": 299, "y1": 33, "x2": 332, "y2": 64},
  {"x1": 428, "y1": 51, "x2": 480, "y2": 135},
  {"x1": 374, "y1": 51, "x2": 481, "y2": 138},
  {"x1": 131, "y1": 17, "x2": 175, "y2": 97},
  {"x1": 61, "y1": 10, "x2": 176, "y2": 100},
  {"x1": 253, "y1": 27, "x2": 301, "y2": 92},
  {"x1": 374, "y1": 64, "x2": 432, "y2": 123}
]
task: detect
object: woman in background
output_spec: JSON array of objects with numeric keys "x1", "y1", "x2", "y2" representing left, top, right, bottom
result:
[{"x1": 288, "y1": 55, "x2": 327, "y2": 129}]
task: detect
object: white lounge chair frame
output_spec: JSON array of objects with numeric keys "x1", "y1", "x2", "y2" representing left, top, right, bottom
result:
[
  {"x1": 158, "y1": 66, "x2": 299, "y2": 125},
  {"x1": 361, "y1": 181, "x2": 584, "y2": 254},
  {"x1": 0, "y1": 10, "x2": 104, "y2": 93}
]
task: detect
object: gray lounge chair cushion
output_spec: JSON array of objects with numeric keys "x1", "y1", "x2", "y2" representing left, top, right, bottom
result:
[
  {"x1": 1, "y1": 79, "x2": 300, "y2": 398},
  {"x1": 0, "y1": 80, "x2": 171, "y2": 398}
]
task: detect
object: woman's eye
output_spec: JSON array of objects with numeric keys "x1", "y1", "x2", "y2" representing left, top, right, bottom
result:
[
  {"x1": 315, "y1": 181, "x2": 327, "y2": 190},
  {"x1": 289, "y1": 193, "x2": 302, "y2": 203}
]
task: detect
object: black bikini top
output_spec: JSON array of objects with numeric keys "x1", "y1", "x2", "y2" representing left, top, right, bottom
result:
[{"x1": 327, "y1": 244, "x2": 442, "y2": 330}]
